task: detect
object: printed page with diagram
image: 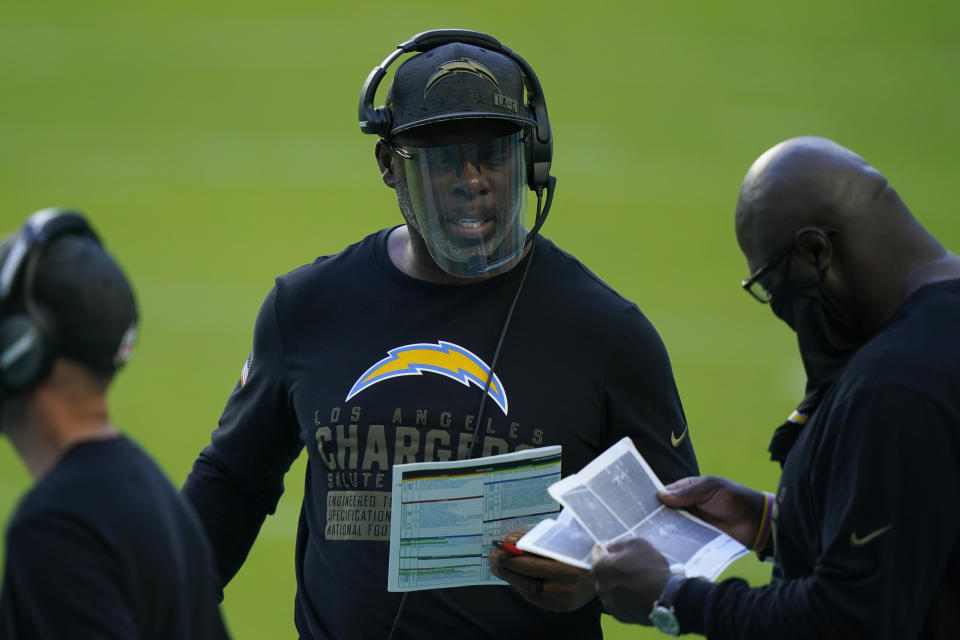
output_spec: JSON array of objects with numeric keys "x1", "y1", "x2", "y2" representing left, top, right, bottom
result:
[{"x1": 519, "y1": 437, "x2": 746, "y2": 580}]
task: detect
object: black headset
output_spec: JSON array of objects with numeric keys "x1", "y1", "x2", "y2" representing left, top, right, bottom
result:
[
  {"x1": 358, "y1": 29, "x2": 555, "y2": 204},
  {"x1": 0, "y1": 209, "x2": 100, "y2": 396}
]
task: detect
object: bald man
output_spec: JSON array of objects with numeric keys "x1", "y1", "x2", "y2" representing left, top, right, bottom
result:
[{"x1": 590, "y1": 137, "x2": 960, "y2": 639}]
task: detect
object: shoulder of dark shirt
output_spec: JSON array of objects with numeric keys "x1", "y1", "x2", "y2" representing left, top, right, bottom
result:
[
  {"x1": 9, "y1": 437, "x2": 180, "y2": 534},
  {"x1": 266, "y1": 230, "x2": 654, "y2": 327},
  {"x1": 533, "y1": 234, "x2": 640, "y2": 309},
  {"x1": 853, "y1": 281, "x2": 959, "y2": 384},
  {"x1": 833, "y1": 280, "x2": 960, "y2": 418},
  {"x1": 275, "y1": 228, "x2": 385, "y2": 289}
]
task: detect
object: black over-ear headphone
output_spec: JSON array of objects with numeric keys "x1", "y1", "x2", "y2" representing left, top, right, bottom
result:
[
  {"x1": 0, "y1": 209, "x2": 101, "y2": 396},
  {"x1": 358, "y1": 29, "x2": 554, "y2": 198}
]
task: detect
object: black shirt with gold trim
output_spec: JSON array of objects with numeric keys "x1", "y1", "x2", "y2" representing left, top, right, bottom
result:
[{"x1": 676, "y1": 279, "x2": 960, "y2": 639}]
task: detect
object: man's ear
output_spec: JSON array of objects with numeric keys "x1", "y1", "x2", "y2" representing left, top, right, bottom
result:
[
  {"x1": 375, "y1": 139, "x2": 397, "y2": 189},
  {"x1": 794, "y1": 227, "x2": 833, "y2": 277}
]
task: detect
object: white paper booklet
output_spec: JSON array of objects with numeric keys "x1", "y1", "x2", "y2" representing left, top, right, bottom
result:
[
  {"x1": 518, "y1": 437, "x2": 747, "y2": 580},
  {"x1": 387, "y1": 445, "x2": 562, "y2": 592},
  {"x1": 512, "y1": 508, "x2": 596, "y2": 569}
]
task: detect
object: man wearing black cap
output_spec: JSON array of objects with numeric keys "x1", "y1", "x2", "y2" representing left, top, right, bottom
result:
[
  {"x1": 183, "y1": 30, "x2": 698, "y2": 639},
  {"x1": 0, "y1": 210, "x2": 229, "y2": 639}
]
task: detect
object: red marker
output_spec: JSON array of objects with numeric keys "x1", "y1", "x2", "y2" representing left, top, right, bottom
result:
[{"x1": 492, "y1": 540, "x2": 524, "y2": 556}]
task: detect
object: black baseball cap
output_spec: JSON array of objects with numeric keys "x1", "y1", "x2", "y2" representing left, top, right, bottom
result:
[
  {"x1": 32, "y1": 234, "x2": 138, "y2": 375},
  {"x1": 386, "y1": 41, "x2": 536, "y2": 138}
]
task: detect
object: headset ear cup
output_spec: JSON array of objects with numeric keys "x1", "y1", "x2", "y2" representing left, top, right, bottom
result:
[
  {"x1": 0, "y1": 301, "x2": 58, "y2": 393},
  {"x1": 361, "y1": 106, "x2": 393, "y2": 136},
  {"x1": 0, "y1": 314, "x2": 48, "y2": 392},
  {"x1": 523, "y1": 94, "x2": 552, "y2": 191},
  {"x1": 524, "y1": 130, "x2": 536, "y2": 191},
  {"x1": 524, "y1": 132, "x2": 552, "y2": 192},
  {"x1": 376, "y1": 106, "x2": 393, "y2": 137}
]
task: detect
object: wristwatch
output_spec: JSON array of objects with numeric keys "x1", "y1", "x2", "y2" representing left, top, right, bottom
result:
[{"x1": 649, "y1": 573, "x2": 687, "y2": 636}]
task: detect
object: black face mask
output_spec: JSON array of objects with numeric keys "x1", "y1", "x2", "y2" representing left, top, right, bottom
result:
[
  {"x1": 766, "y1": 281, "x2": 863, "y2": 464},
  {"x1": 770, "y1": 280, "x2": 863, "y2": 393}
]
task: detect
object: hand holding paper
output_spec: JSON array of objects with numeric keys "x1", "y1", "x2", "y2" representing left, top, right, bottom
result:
[
  {"x1": 591, "y1": 537, "x2": 673, "y2": 625},
  {"x1": 658, "y1": 475, "x2": 769, "y2": 549},
  {"x1": 517, "y1": 437, "x2": 747, "y2": 580},
  {"x1": 489, "y1": 530, "x2": 597, "y2": 612}
]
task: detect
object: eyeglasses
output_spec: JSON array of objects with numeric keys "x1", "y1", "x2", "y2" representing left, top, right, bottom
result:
[
  {"x1": 740, "y1": 228, "x2": 838, "y2": 303},
  {"x1": 740, "y1": 246, "x2": 793, "y2": 303}
]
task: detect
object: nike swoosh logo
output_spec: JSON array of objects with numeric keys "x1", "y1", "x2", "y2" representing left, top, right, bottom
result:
[
  {"x1": 670, "y1": 426, "x2": 688, "y2": 448},
  {"x1": 850, "y1": 524, "x2": 892, "y2": 547}
]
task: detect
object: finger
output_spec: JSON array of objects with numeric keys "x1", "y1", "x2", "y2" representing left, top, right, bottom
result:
[
  {"x1": 604, "y1": 534, "x2": 660, "y2": 555},
  {"x1": 662, "y1": 476, "x2": 700, "y2": 492},
  {"x1": 596, "y1": 537, "x2": 643, "y2": 559},
  {"x1": 493, "y1": 564, "x2": 546, "y2": 597},
  {"x1": 590, "y1": 553, "x2": 624, "y2": 583},
  {"x1": 594, "y1": 537, "x2": 667, "y2": 577},
  {"x1": 497, "y1": 555, "x2": 590, "y2": 580},
  {"x1": 613, "y1": 536, "x2": 658, "y2": 555},
  {"x1": 656, "y1": 489, "x2": 693, "y2": 508},
  {"x1": 591, "y1": 540, "x2": 647, "y2": 579},
  {"x1": 604, "y1": 540, "x2": 625, "y2": 554},
  {"x1": 487, "y1": 548, "x2": 509, "y2": 569},
  {"x1": 488, "y1": 547, "x2": 537, "y2": 571},
  {"x1": 659, "y1": 475, "x2": 718, "y2": 507},
  {"x1": 497, "y1": 563, "x2": 592, "y2": 613},
  {"x1": 502, "y1": 531, "x2": 526, "y2": 545},
  {"x1": 589, "y1": 544, "x2": 606, "y2": 566}
]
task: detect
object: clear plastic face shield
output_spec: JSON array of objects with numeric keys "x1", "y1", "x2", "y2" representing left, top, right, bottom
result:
[{"x1": 392, "y1": 130, "x2": 529, "y2": 278}]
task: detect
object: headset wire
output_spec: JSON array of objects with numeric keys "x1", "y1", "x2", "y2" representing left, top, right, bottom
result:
[{"x1": 384, "y1": 184, "x2": 547, "y2": 640}]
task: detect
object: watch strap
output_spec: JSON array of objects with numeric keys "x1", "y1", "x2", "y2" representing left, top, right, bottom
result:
[
  {"x1": 656, "y1": 573, "x2": 687, "y2": 607},
  {"x1": 649, "y1": 573, "x2": 687, "y2": 636}
]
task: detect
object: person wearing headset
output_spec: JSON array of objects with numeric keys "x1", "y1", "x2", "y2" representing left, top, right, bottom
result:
[
  {"x1": 182, "y1": 30, "x2": 698, "y2": 639},
  {"x1": 0, "y1": 210, "x2": 229, "y2": 639}
]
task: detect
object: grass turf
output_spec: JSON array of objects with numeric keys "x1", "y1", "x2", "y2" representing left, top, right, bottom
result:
[{"x1": 1, "y1": 1, "x2": 958, "y2": 637}]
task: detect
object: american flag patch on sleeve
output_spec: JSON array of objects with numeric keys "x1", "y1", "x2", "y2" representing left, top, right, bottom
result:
[{"x1": 240, "y1": 349, "x2": 253, "y2": 387}]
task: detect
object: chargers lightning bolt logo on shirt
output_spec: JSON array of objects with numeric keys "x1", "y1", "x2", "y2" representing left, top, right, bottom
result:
[{"x1": 345, "y1": 341, "x2": 508, "y2": 415}]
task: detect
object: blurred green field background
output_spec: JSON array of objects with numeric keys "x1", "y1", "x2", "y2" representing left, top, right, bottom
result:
[{"x1": 2, "y1": 1, "x2": 958, "y2": 637}]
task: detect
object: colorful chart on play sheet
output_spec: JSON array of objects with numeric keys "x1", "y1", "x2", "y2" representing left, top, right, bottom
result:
[{"x1": 387, "y1": 446, "x2": 561, "y2": 592}]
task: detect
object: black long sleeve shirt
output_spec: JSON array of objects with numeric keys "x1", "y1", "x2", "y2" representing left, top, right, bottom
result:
[
  {"x1": 183, "y1": 229, "x2": 700, "y2": 640},
  {"x1": 676, "y1": 280, "x2": 960, "y2": 639}
]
